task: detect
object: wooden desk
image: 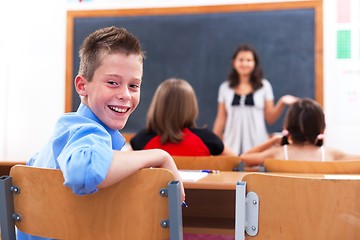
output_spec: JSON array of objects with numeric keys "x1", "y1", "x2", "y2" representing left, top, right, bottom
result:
[
  {"x1": 182, "y1": 171, "x2": 360, "y2": 235},
  {"x1": 0, "y1": 161, "x2": 26, "y2": 176},
  {"x1": 184, "y1": 171, "x2": 247, "y2": 190},
  {"x1": 182, "y1": 171, "x2": 247, "y2": 235}
]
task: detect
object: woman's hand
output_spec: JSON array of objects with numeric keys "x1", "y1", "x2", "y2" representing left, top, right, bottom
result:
[{"x1": 280, "y1": 95, "x2": 299, "y2": 105}]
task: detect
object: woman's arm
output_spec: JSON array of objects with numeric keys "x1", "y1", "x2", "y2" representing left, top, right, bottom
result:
[
  {"x1": 265, "y1": 95, "x2": 298, "y2": 124},
  {"x1": 212, "y1": 103, "x2": 227, "y2": 139}
]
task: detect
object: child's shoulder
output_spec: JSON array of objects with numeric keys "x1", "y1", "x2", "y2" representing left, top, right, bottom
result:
[
  {"x1": 324, "y1": 146, "x2": 356, "y2": 160},
  {"x1": 56, "y1": 113, "x2": 107, "y2": 134},
  {"x1": 269, "y1": 145, "x2": 284, "y2": 158},
  {"x1": 59, "y1": 112, "x2": 98, "y2": 124}
]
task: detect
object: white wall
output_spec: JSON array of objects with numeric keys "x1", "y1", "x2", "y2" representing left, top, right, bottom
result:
[
  {"x1": 0, "y1": 5, "x2": 7, "y2": 159},
  {"x1": 0, "y1": 0, "x2": 66, "y2": 161},
  {"x1": 1, "y1": 0, "x2": 359, "y2": 161},
  {"x1": 323, "y1": 0, "x2": 360, "y2": 154}
]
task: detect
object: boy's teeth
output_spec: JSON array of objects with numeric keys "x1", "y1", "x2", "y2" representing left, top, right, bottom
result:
[{"x1": 110, "y1": 106, "x2": 126, "y2": 113}]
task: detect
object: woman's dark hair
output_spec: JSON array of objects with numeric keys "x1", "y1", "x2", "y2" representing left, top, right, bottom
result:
[
  {"x1": 283, "y1": 98, "x2": 325, "y2": 146},
  {"x1": 227, "y1": 44, "x2": 264, "y2": 90}
]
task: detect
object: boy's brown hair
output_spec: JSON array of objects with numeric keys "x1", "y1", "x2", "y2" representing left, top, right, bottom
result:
[{"x1": 78, "y1": 26, "x2": 145, "y2": 82}]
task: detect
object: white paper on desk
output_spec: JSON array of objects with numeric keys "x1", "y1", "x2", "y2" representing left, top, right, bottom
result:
[
  {"x1": 179, "y1": 170, "x2": 208, "y2": 182},
  {"x1": 324, "y1": 175, "x2": 360, "y2": 180}
]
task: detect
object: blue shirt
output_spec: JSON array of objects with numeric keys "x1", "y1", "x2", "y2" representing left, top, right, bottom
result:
[{"x1": 17, "y1": 103, "x2": 125, "y2": 240}]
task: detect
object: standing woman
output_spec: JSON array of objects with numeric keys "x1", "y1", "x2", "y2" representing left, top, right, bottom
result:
[{"x1": 213, "y1": 44, "x2": 297, "y2": 155}]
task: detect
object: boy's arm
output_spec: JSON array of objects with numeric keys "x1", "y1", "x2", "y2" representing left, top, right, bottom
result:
[{"x1": 98, "y1": 149, "x2": 185, "y2": 200}]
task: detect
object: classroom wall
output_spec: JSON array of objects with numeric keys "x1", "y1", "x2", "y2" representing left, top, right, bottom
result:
[
  {"x1": 323, "y1": 0, "x2": 360, "y2": 154},
  {"x1": 0, "y1": 0, "x2": 66, "y2": 160},
  {"x1": 0, "y1": 0, "x2": 359, "y2": 161},
  {"x1": 0, "y1": 2, "x2": 8, "y2": 160}
]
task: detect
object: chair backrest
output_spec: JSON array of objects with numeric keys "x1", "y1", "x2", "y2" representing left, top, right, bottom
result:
[
  {"x1": 264, "y1": 159, "x2": 360, "y2": 174},
  {"x1": 0, "y1": 165, "x2": 183, "y2": 240},
  {"x1": 236, "y1": 173, "x2": 360, "y2": 240},
  {"x1": 122, "y1": 132, "x2": 135, "y2": 143},
  {"x1": 173, "y1": 155, "x2": 242, "y2": 171},
  {"x1": 0, "y1": 161, "x2": 26, "y2": 177}
]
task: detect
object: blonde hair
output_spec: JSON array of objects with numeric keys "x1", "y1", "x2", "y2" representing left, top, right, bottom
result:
[{"x1": 146, "y1": 78, "x2": 198, "y2": 144}]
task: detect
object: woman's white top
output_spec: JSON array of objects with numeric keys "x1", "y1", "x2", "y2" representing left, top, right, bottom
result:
[{"x1": 217, "y1": 79, "x2": 274, "y2": 155}]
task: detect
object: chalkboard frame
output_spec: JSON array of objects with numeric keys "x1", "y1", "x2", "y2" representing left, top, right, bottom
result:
[{"x1": 65, "y1": 1, "x2": 323, "y2": 133}]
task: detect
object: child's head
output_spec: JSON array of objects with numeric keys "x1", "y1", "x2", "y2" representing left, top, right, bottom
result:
[
  {"x1": 284, "y1": 98, "x2": 325, "y2": 145},
  {"x1": 146, "y1": 78, "x2": 198, "y2": 144},
  {"x1": 75, "y1": 26, "x2": 144, "y2": 130},
  {"x1": 228, "y1": 44, "x2": 263, "y2": 90}
]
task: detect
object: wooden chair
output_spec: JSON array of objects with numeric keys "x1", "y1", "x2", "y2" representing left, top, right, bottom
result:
[
  {"x1": 122, "y1": 132, "x2": 135, "y2": 143},
  {"x1": 235, "y1": 173, "x2": 360, "y2": 240},
  {"x1": 173, "y1": 155, "x2": 242, "y2": 171},
  {"x1": 0, "y1": 161, "x2": 26, "y2": 177},
  {"x1": 264, "y1": 159, "x2": 360, "y2": 174},
  {"x1": 0, "y1": 165, "x2": 183, "y2": 240}
]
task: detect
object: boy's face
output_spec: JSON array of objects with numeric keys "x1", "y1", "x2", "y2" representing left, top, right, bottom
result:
[{"x1": 76, "y1": 53, "x2": 143, "y2": 130}]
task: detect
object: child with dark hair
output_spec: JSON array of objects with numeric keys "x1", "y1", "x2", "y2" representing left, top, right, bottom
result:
[{"x1": 240, "y1": 98, "x2": 360, "y2": 166}]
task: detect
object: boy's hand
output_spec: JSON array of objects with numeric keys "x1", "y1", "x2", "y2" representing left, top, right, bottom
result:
[{"x1": 160, "y1": 153, "x2": 186, "y2": 202}]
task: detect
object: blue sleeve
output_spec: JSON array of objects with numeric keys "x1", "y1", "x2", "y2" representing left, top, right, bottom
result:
[{"x1": 54, "y1": 125, "x2": 113, "y2": 195}]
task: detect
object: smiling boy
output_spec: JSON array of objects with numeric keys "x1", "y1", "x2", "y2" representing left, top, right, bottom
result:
[{"x1": 17, "y1": 26, "x2": 184, "y2": 240}]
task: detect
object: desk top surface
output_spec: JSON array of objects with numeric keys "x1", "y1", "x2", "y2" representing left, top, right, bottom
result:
[
  {"x1": 182, "y1": 171, "x2": 360, "y2": 190},
  {"x1": 183, "y1": 171, "x2": 247, "y2": 190}
]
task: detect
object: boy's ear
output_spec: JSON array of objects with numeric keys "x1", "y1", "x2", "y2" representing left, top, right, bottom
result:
[{"x1": 75, "y1": 75, "x2": 88, "y2": 96}]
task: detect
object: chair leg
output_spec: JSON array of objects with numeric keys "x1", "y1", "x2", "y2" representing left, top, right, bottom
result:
[
  {"x1": 0, "y1": 176, "x2": 16, "y2": 240},
  {"x1": 167, "y1": 180, "x2": 183, "y2": 240},
  {"x1": 235, "y1": 181, "x2": 246, "y2": 240}
]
